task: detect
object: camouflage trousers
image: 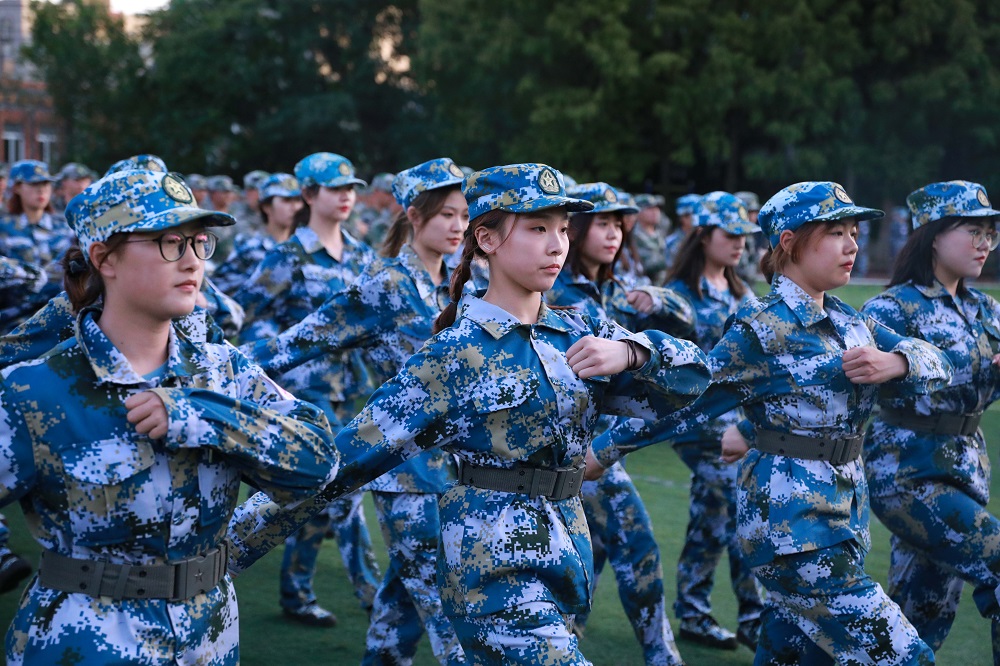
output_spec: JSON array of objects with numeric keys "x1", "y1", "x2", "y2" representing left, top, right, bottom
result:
[
  {"x1": 673, "y1": 442, "x2": 764, "y2": 623},
  {"x1": 753, "y1": 541, "x2": 934, "y2": 666},
  {"x1": 362, "y1": 491, "x2": 465, "y2": 666},
  {"x1": 279, "y1": 489, "x2": 381, "y2": 612},
  {"x1": 450, "y1": 601, "x2": 591, "y2": 666},
  {"x1": 576, "y1": 461, "x2": 683, "y2": 666},
  {"x1": 871, "y1": 482, "x2": 1000, "y2": 660}
]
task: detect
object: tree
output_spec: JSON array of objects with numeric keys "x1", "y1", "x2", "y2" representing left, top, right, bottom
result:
[{"x1": 23, "y1": 0, "x2": 146, "y2": 168}]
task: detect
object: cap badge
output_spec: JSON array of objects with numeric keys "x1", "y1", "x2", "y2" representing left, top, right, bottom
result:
[
  {"x1": 833, "y1": 186, "x2": 853, "y2": 204},
  {"x1": 338, "y1": 162, "x2": 351, "y2": 176},
  {"x1": 739, "y1": 207, "x2": 749, "y2": 221},
  {"x1": 163, "y1": 173, "x2": 193, "y2": 203},
  {"x1": 604, "y1": 188, "x2": 617, "y2": 203},
  {"x1": 538, "y1": 168, "x2": 560, "y2": 195},
  {"x1": 448, "y1": 163, "x2": 464, "y2": 178},
  {"x1": 977, "y1": 189, "x2": 990, "y2": 208}
]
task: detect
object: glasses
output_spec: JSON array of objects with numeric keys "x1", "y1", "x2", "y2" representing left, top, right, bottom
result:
[
  {"x1": 968, "y1": 227, "x2": 1000, "y2": 251},
  {"x1": 123, "y1": 231, "x2": 218, "y2": 262}
]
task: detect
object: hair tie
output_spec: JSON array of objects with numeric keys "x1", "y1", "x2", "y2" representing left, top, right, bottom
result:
[{"x1": 68, "y1": 257, "x2": 89, "y2": 276}]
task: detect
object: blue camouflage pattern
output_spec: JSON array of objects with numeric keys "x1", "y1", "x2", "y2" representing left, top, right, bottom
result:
[
  {"x1": 294, "y1": 152, "x2": 367, "y2": 189},
  {"x1": 675, "y1": 194, "x2": 700, "y2": 216},
  {"x1": 392, "y1": 158, "x2": 464, "y2": 210},
  {"x1": 566, "y1": 182, "x2": 640, "y2": 215},
  {"x1": 863, "y1": 282, "x2": 1000, "y2": 654},
  {"x1": 758, "y1": 181, "x2": 883, "y2": 249},
  {"x1": 8, "y1": 160, "x2": 55, "y2": 184},
  {"x1": 258, "y1": 172, "x2": 300, "y2": 202},
  {"x1": 0, "y1": 308, "x2": 336, "y2": 665},
  {"x1": 212, "y1": 232, "x2": 277, "y2": 296},
  {"x1": 0, "y1": 211, "x2": 73, "y2": 332},
  {"x1": 905, "y1": 180, "x2": 1000, "y2": 228},
  {"x1": 104, "y1": 154, "x2": 168, "y2": 178},
  {"x1": 692, "y1": 191, "x2": 761, "y2": 236},
  {"x1": 243, "y1": 170, "x2": 270, "y2": 191},
  {"x1": 463, "y1": 164, "x2": 593, "y2": 221}
]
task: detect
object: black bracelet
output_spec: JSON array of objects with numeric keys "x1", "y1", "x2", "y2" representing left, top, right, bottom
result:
[{"x1": 624, "y1": 339, "x2": 638, "y2": 371}]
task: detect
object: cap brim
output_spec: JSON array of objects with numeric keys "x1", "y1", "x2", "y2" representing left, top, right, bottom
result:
[
  {"x1": 727, "y1": 220, "x2": 762, "y2": 235},
  {"x1": 817, "y1": 206, "x2": 884, "y2": 223},
  {"x1": 139, "y1": 206, "x2": 236, "y2": 233},
  {"x1": 957, "y1": 208, "x2": 1000, "y2": 219},
  {"x1": 504, "y1": 195, "x2": 595, "y2": 214}
]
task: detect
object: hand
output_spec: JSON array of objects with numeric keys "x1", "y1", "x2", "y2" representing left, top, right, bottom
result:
[
  {"x1": 584, "y1": 448, "x2": 607, "y2": 481},
  {"x1": 842, "y1": 346, "x2": 908, "y2": 384},
  {"x1": 566, "y1": 336, "x2": 650, "y2": 378},
  {"x1": 626, "y1": 290, "x2": 655, "y2": 314},
  {"x1": 125, "y1": 391, "x2": 169, "y2": 439},
  {"x1": 721, "y1": 425, "x2": 749, "y2": 463}
]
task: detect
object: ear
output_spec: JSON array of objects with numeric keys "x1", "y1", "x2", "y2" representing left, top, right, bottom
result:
[
  {"x1": 474, "y1": 225, "x2": 496, "y2": 253},
  {"x1": 778, "y1": 229, "x2": 796, "y2": 253},
  {"x1": 406, "y1": 205, "x2": 422, "y2": 229},
  {"x1": 90, "y1": 242, "x2": 117, "y2": 280}
]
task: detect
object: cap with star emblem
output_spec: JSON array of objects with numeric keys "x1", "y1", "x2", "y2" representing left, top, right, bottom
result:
[
  {"x1": 905, "y1": 180, "x2": 1000, "y2": 229},
  {"x1": 758, "y1": 181, "x2": 883, "y2": 249},
  {"x1": 463, "y1": 163, "x2": 593, "y2": 221},
  {"x1": 566, "y1": 182, "x2": 639, "y2": 215}
]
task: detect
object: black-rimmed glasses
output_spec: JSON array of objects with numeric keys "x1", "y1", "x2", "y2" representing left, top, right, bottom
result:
[{"x1": 122, "y1": 231, "x2": 218, "y2": 262}]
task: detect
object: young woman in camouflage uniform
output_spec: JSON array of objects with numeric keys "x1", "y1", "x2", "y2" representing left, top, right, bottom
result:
[
  {"x1": 234, "y1": 152, "x2": 382, "y2": 626},
  {"x1": 0, "y1": 168, "x2": 337, "y2": 665},
  {"x1": 862, "y1": 180, "x2": 1000, "y2": 661},
  {"x1": 545, "y1": 181, "x2": 694, "y2": 666},
  {"x1": 664, "y1": 191, "x2": 765, "y2": 651},
  {"x1": 657, "y1": 181, "x2": 951, "y2": 665},
  {"x1": 242, "y1": 157, "x2": 471, "y2": 664}
]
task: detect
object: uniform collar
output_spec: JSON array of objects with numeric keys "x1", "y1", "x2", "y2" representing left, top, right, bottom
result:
[
  {"x1": 76, "y1": 308, "x2": 209, "y2": 386},
  {"x1": 294, "y1": 225, "x2": 364, "y2": 256},
  {"x1": 399, "y1": 244, "x2": 448, "y2": 301},
  {"x1": 772, "y1": 273, "x2": 832, "y2": 328},
  {"x1": 912, "y1": 281, "x2": 952, "y2": 300},
  {"x1": 458, "y1": 294, "x2": 574, "y2": 340}
]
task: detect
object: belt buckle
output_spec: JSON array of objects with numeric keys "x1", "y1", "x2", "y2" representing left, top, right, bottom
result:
[{"x1": 173, "y1": 549, "x2": 217, "y2": 600}]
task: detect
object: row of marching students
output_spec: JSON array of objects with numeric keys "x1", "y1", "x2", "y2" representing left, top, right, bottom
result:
[{"x1": 0, "y1": 150, "x2": 997, "y2": 666}]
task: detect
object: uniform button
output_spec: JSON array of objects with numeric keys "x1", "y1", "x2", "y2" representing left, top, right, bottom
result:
[{"x1": 79, "y1": 583, "x2": 87, "y2": 590}]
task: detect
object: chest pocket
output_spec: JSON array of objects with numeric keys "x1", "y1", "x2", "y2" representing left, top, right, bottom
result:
[
  {"x1": 61, "y1": 438, "x2": 158, "y2": 547},
  {"x1": 471, "y1": 372, "x2": 536, "y2": 413}
]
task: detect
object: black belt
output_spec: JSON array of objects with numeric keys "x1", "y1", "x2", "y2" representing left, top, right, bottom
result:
[
  {"x1": 880, "y1": 408, "x2": 983, "y2": 437},
  {"x1": 459, "y1": 462, "x2": 585, "y2": 500},
  {"x1": 754, "y1": 429, "x2": 863, "y2": 465},
  {"x1": 38, "y1": 543, "x2": 228, "y2": 601}
]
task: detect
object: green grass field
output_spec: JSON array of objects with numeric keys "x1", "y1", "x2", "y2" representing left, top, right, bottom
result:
[{"x1": 2, "y1": 282, "x2": 998, "y2": 664}]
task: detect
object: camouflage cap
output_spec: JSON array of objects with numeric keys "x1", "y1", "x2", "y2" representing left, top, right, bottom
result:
[
  {"x1": 186, "y1": 173, "x2": 209, "y2": 190},
  {"x1": 459, "y1": 165, "x2": 475, "y2": 177},
  {"x1": 758, "y1": 181, "x2": 883, "y2": 249},
  {"x1": 105, "y1": 154, "x2": 168, "y2": 177},
  {"x1": 692, "y1": 191, "x2": 761, "y2": 235},
  {"x1": 294, "y1": 152, "x2": 367, "y2": 189},
  {"x1": 905, "y1": 180, "x2": 1000, "y2": 229},
  {"x1": 675, "y1": 193, "x2": 700, "y2": 216},
  {"x1": 57, "y1": 162, "x2": 97, "y2": 182},
  {"x1": 633, "y1": 194, "x2": 662, "y2": 210},
  {"x1": 243, "y1": 170, "x2": 270, "y2": 190},
  {"x1": 566, "y1": 182, "x2": 639, "y2": 215},
  {"x1": 68, "y1": 170, "x2": 235, "y2": 262},
  {"x1": 463, "y1": 163, "x2": 594, "y2": 222},
  {"x1": 10, "y1": 160, "x2": 55, "y2": 184},
  {"x1": 370, "y1": 172, "x2": 395, "y2": 193},
  {"x1": 207, "y1": 175, "x2": 238, "y2": 192},
  {"x1": 392, "y1": 157, "x2": 464, "y2": 209},
  {"x1": 258, "y1": 172, "x2": 301, "y2": 201},
  {"x1": 561, "y1": 173, "x2": 579, "y2": 189},
  {"x1": 734, "y1": 190, "x2": 760, "y2": 212}
]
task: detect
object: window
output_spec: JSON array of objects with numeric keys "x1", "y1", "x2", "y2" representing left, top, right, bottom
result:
[
  {"x1": 37, "y1": 132, "x2": 56, "y2": 165},
  {"x1": 3, "y1": 129, "x2": 24, "y2": 163}
]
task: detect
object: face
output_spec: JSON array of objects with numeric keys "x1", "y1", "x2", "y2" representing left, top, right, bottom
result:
[
  {"x1": 98, "y1": 220, "x2": 209, "y2": 322},
  {"x1": 262, "y1": 196, "x2": 302, "y2": 232},
  {"x1": 246, "y1": 189, "x2": 260, "y2": 207},
  {"x1": 15, "y1": 181, "x2": 52, "y2": 212},
  {"x1": 933, "y1": 220, "x2": 996, "y2": 283},
  {"x1": 60, "y1": 177, "x2": 92, "y2": 200},
  {"x1": 702, "y1": 226, "x2": 746, "y2": 269},
  {"x1": 578, "y1": 213, "x2": 623, "y2": 275},
  {"x1": 308, "y1": 184, "x2": 356, "y2": 223},
  {"x1": 481, "y1": 208, "x2": 569, "y2": 295},
  {"x1": 678, "y1": 212, "x2": 693, "y2": 230},
  {"x1": 412, "y1": 189, "x2": 469, "y2": 257},
  {"x1": 209, "y1": 190, "x2": 230, "y2": 211},
  {"x1": 638, "y1": 206, "x2": 661, "y2": 228},
  {"x1": 784, "y1": 219, "x2": 858, "y2": 294}
]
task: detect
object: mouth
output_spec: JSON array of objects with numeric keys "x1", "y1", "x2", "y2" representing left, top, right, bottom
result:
[
  {"x1": 840, "y1": 263, "x2": 854, "y2": 271},
  {"x1": 176, "y1": 280, "x2": 199, "y2": 290},
  {"x1": 542, "y1": 264, "x2": 562, "y2": 273}
]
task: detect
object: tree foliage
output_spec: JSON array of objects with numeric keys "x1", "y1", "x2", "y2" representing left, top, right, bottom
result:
[{"x1": 24, "y1": 0, "x2": 1000, "y2": 202}]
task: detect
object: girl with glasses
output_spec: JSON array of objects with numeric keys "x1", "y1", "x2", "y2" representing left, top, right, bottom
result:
[
  {"x1": 862, "y1": 180, "x2": 1000, "y2": 660},
  {"x1": 0, "y1": 169, "x2": 336, "y2": 665}
]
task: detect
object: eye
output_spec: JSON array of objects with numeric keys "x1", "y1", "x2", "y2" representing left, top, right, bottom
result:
[{"x1": 161, "y1": 234, "x2": 184, "y2": 246}]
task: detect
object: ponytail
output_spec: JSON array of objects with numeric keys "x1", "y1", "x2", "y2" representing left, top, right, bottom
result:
[
  {"x1": 61, "y1": 235, "x2": 129, "y2": 312},
  {"x1": 433, "y1": 207, "x2": 509, "y2": 333}
]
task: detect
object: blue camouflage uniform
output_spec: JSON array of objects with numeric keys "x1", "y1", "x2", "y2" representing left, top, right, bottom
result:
[
  {"x1": 0, "y1": 161, "x2": 73, "y2": 332},
  {"x1": 654, "y1": 182, "x2": 950, "y2": 665},
  {"x1": 233, "y1": 152, "x2": 381, "y2": 617},
  {"x1": 0, "y1": 168, "x2": 338, "y2": 665},
  {"x1": 243, "y1": 157, "x2": 469, "y2": 664},
  {"x1": 862, "y1": 180, "x2": 1000, "y2": 660},
  {"x1": 548, "y1": 181, "x2": 690, "y2": 665},
  {"x1": 0, "y1": 257, "x2": 47, "y2": 329},
  {"x1": 225, "y1": 163, "x2": 712, "y2": 664},
  {"x1": 212, "y1": 173, "x2": 298, "y2": 296},
  {"x1": 665, "y1": 191, "x2": 766, "y2": 646},
  {"x1": 664, "y1": 194, "x2": 699, "y2": 270}
]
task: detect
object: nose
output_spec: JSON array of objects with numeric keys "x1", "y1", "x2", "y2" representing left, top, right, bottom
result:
[{"x1": 548, "y1": 228, "x2": 567, "y2": 255}]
